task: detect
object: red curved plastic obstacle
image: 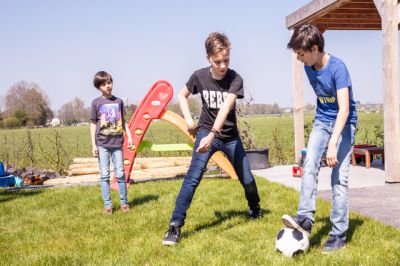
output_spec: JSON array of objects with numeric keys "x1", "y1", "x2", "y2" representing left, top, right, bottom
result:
[
  {"x1": 111, "y1": 80, "x2": 173, "y2": 189},
  {"x1": 111, "y1": 81, "x2": 238, "y2": 190}
]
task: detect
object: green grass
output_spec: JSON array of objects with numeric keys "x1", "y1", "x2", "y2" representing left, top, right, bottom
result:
[{"x1": 1, "y1": 177, "x2": 399, "y2": 265}]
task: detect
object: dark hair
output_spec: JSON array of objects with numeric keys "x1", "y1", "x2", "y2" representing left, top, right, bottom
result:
[
  {"x1": 93, "y1": 71, "x2": 113, "y2": 89},
  {"x1": 287, "y1": 24, "x2": 324, "y2": 52},
  {"x1": 205, "y1": 32, "x2": 231, "y2": 56}
]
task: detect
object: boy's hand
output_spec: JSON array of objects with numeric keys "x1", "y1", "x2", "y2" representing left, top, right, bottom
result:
[
  {"x1": 92, "y1": 146, "x2": 98, "y2": 157},
  {"x1": 326, "y1": 141, "x2": 338, "y2": 167},
  {"x1": 127, "y1": 137, "x2": 133, "y2": 149},
  {"x1": 196, "y1": 133, "x2": 215, "y2": 153},
  {"x1": 187, "y1": 122, "x2": 199, "y2": 138}
]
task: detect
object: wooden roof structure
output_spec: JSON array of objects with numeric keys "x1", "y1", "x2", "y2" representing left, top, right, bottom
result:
[
  {"x1": 286, "y1": 0, "x2": 400, "y2": 183},
  {"x1": 286, "y1": 0, "x2": 400, "y2": 31}
]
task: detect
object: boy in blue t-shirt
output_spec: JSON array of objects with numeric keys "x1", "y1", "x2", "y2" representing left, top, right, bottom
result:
[{"x1": 282, "y1": 24, "x2": 357, "y2": 253}]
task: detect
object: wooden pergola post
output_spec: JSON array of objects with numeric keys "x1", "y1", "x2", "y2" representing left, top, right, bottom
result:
[
  {"x1": 375, "y1": 0, "x2": 400, "y2": 183},
  {"x1": 292, "y1": 52, "x2": 305, "y2": 162}
]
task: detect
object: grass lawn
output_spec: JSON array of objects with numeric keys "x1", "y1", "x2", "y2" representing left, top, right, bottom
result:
[{"x1": 1, "y1": 177, "x2": 399, "y2": 265}]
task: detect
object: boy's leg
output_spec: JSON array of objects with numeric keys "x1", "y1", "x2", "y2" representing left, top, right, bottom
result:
[
  {"x1": 170, "y1": 129, "x2": 220, "y2": 226},
  {"x1": 222, "y1": 137, "x2": 260, "y2": 216},
  {"x1": 98, "y1": 146, "x2": 112, "y2": 208},
  {"x1": 297, "y1": 120, "x2": 331, "y2": 221},
  {"x1": 283, "y1": 120, "x2": 331, "y2": 233},
  {"x1": 111, "y1": 147, "x2": 128, "y2": 206},
  {"x1": 328, "y1": 123, "x2": 356, "y2": 239},
  {"x1": 163, "y1": 130, "x2": 219, "y2": 245}
]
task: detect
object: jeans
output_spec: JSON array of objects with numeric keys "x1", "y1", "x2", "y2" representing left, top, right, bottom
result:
[
  {"x1": 97, "y1": 146, "x2": 128, "y2": 208},
  {"x1": 171, "y1": 129, "x2": 261, "y2": 226},
  {"x1": 298, "y1": 120, "x2": 356, "y2": 238}
]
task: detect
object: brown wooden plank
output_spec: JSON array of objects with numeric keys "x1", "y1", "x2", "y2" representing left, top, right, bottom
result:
[
  {"x1": 314, "y1": 18, "x2": 381, "y2": 23},
  {"x1": 311, "y1": 22, "x2": 382, "y2": 29},
  {"x1": 321, "y1": 13, "x2": 380, "y2": 18},
  {"x1": 341, "y1": 2, "x2": 377, "y2": 8},
  {"x1": 332, "y1": 7, "x2": 378, "y2": 12}
]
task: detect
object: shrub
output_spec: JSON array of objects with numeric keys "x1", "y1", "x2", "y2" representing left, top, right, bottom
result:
[{"x1": 3, "y1": 117, "x2": 22, "y2": 128}]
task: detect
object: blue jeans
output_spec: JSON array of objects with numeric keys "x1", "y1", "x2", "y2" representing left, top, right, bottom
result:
[
  {"x1": 171, "y1": 129, "x2": 260, "y2": 226},
  {"x1": 97, "y1": 146, "x2": 128, "y2": 208},
  {"x1": 298, "y1": 120, "x2": 356, "y2": 238}
]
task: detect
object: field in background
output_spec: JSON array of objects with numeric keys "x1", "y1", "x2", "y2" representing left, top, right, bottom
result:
[{"x1": 0, "y1": 113, "x2": 383, "y2": 173}]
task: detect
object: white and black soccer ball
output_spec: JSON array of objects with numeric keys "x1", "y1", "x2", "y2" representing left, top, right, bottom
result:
[{"x1": 275, "y1": 227, "x2": 310, "y2": 257}]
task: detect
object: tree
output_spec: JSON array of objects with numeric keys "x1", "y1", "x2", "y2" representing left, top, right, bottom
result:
[
  {"x1": 125, "y1": 104, "x2": 138, "y2": 120},
  {"x1": 58, "y1": 97, "x2": 89, "y2": 125},
  {"x1": 188, "y1": 97, "x2": 201, "y2": 118},
  {"x1": 166, "y1": 99, "x2": 181, "y2": 115},
  {"x1": 271, "y1": 103, "x2": 281, "y2": 114},
  {"x1": 13, "y1": 110, "x2": 28, "y2": 126},
  {"x1": 5, "y1": 81, "x2": 52, "y2": 126},
  {"x1": 304, "y1": 103, "x2": 316, "y2": 113}
]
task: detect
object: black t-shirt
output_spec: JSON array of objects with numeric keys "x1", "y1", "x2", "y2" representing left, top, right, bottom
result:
[{"x1": 186, "y1": 67, "x2": 244, "y2": 139}]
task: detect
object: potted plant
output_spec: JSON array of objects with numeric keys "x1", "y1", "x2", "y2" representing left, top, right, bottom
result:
[{"x1": 237, "y1": 96, "x2": 269, "y2": 170}]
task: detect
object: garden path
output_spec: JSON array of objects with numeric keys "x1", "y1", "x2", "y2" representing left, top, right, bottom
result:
[{"x1": 253, "y1": 160, "x2": 400, "y2": 228}]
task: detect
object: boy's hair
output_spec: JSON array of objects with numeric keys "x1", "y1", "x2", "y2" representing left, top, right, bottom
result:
[
  {"x1": 287, "y1": 24, "x2": 324, "y2": 52},
  {"x1": 93, "y1": 71, "x2": 113, "y2": 89},
  {"x1": 205, "y1": 32, "x2": 231, "y2": 56}
]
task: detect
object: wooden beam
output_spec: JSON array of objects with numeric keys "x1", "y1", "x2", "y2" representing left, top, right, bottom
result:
[
  {"x1": 340, "y1": 2, "x2": 378, "y2": 9},
  {"x1": 292, "y1": 52, "x2": 305, "y2": 161},
  {"x1": 314, "y1": 18, "x2": 381, "y2": 23},
  {"x1": 397, "y1": 2, "x2": 400, "y2": 23},
  {"x1": 286, "y1": 0, "x2": 352, "y2": 29},
  {"x1": 310, "y1": 22, "x2": 382, "y2": 29},
  {"x1": 380, "y1": 0, "x2": 400, "y2": 183},
  {"x1": 373, "y1": 0, "x2": 382, "y2": 16},
  {"x1": 321, "y1": 13, "x2": 381, "y2": 19}
]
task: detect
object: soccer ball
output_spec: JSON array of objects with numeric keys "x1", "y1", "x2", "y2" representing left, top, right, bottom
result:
[{"x1": 275, "y1": 227, "x2": 309, "y2": 257}]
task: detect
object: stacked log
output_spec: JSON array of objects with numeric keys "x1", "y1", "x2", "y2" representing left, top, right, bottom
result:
[{"x1": 44, "y1": 157, "x2": 218, "y2": 185}]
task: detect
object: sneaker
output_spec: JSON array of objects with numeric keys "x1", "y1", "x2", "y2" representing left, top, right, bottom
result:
[
  {"x1": 322, "y1": 235, "x2": 346, "y2": 253},
  {"x1": 162, "y1": 222, "x2": 181, "y2": 246},
  {"x1": 249, "y1": 206, "x2": 262, "y2": 219},
  {"x1": 104, "y1": 207, "x2": 113, "y2": 215},
  {"x1": 281, "y1": 214, "x2": 312, "y2": 236},
  {"x1": 121, "y1": 204, "x2": 130, "y2": 213}
]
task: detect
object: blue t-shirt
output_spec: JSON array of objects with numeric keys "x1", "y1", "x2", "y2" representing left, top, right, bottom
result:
[{"x1": 305, "y1": 55, "x2": 357, "y2": 124}]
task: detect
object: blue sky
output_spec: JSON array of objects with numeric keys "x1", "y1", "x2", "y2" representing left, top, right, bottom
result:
[{"x1": 0, "y1": 0, "x2": 390, "y2": 111}]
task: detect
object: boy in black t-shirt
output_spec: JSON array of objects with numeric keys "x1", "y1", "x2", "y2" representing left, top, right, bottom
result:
[{"x1": 162, "y1": 32, "x2": 262, "y2": 246}]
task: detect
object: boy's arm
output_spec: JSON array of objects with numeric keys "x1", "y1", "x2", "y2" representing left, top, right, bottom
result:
[
  {"x1": 90, "y1": 122, "x2": 98, "y2": 157},
  {"x1": 212, "y1": 93, "x2": 237, "y2": 132},
  {"x1": 123, "y1": 121, "x2": 133, "y2": 148},
  {"x1": 178, "y1": 86, "x2": 198, "y2": 136},
  {"x1": 196, "y1": 93, "x2": 237, "y2": 153},
  {"x1": 326, "y1": 87, "x2": 350, "y2": 167}
]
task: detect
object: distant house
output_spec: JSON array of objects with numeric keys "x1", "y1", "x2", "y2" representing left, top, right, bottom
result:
[
  {"x1": 283, "y1": 109, "x2": 292, "y2": 114},
  {"x1": 50, "y1": 118, "x2": 60, "y2": 127}
]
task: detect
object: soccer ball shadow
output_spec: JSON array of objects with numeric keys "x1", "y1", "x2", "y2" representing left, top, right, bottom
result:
[{"x1": 275, "y1": 227, "x2": 310, "y2": 257}]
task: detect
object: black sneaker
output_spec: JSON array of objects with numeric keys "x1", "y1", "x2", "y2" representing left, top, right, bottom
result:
[
  {"x1": 322, "y1": 235, "x2": 346, "y2": 253},
  {"x1": 162, "y1": 222, "x2": 181, "y2": 246},
  {"x1": 249, "y1": 206, "x2": 262, "y2": 219},
  {"x1": 281, "y1": 214, "x2": 312, "y2": 236}
]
